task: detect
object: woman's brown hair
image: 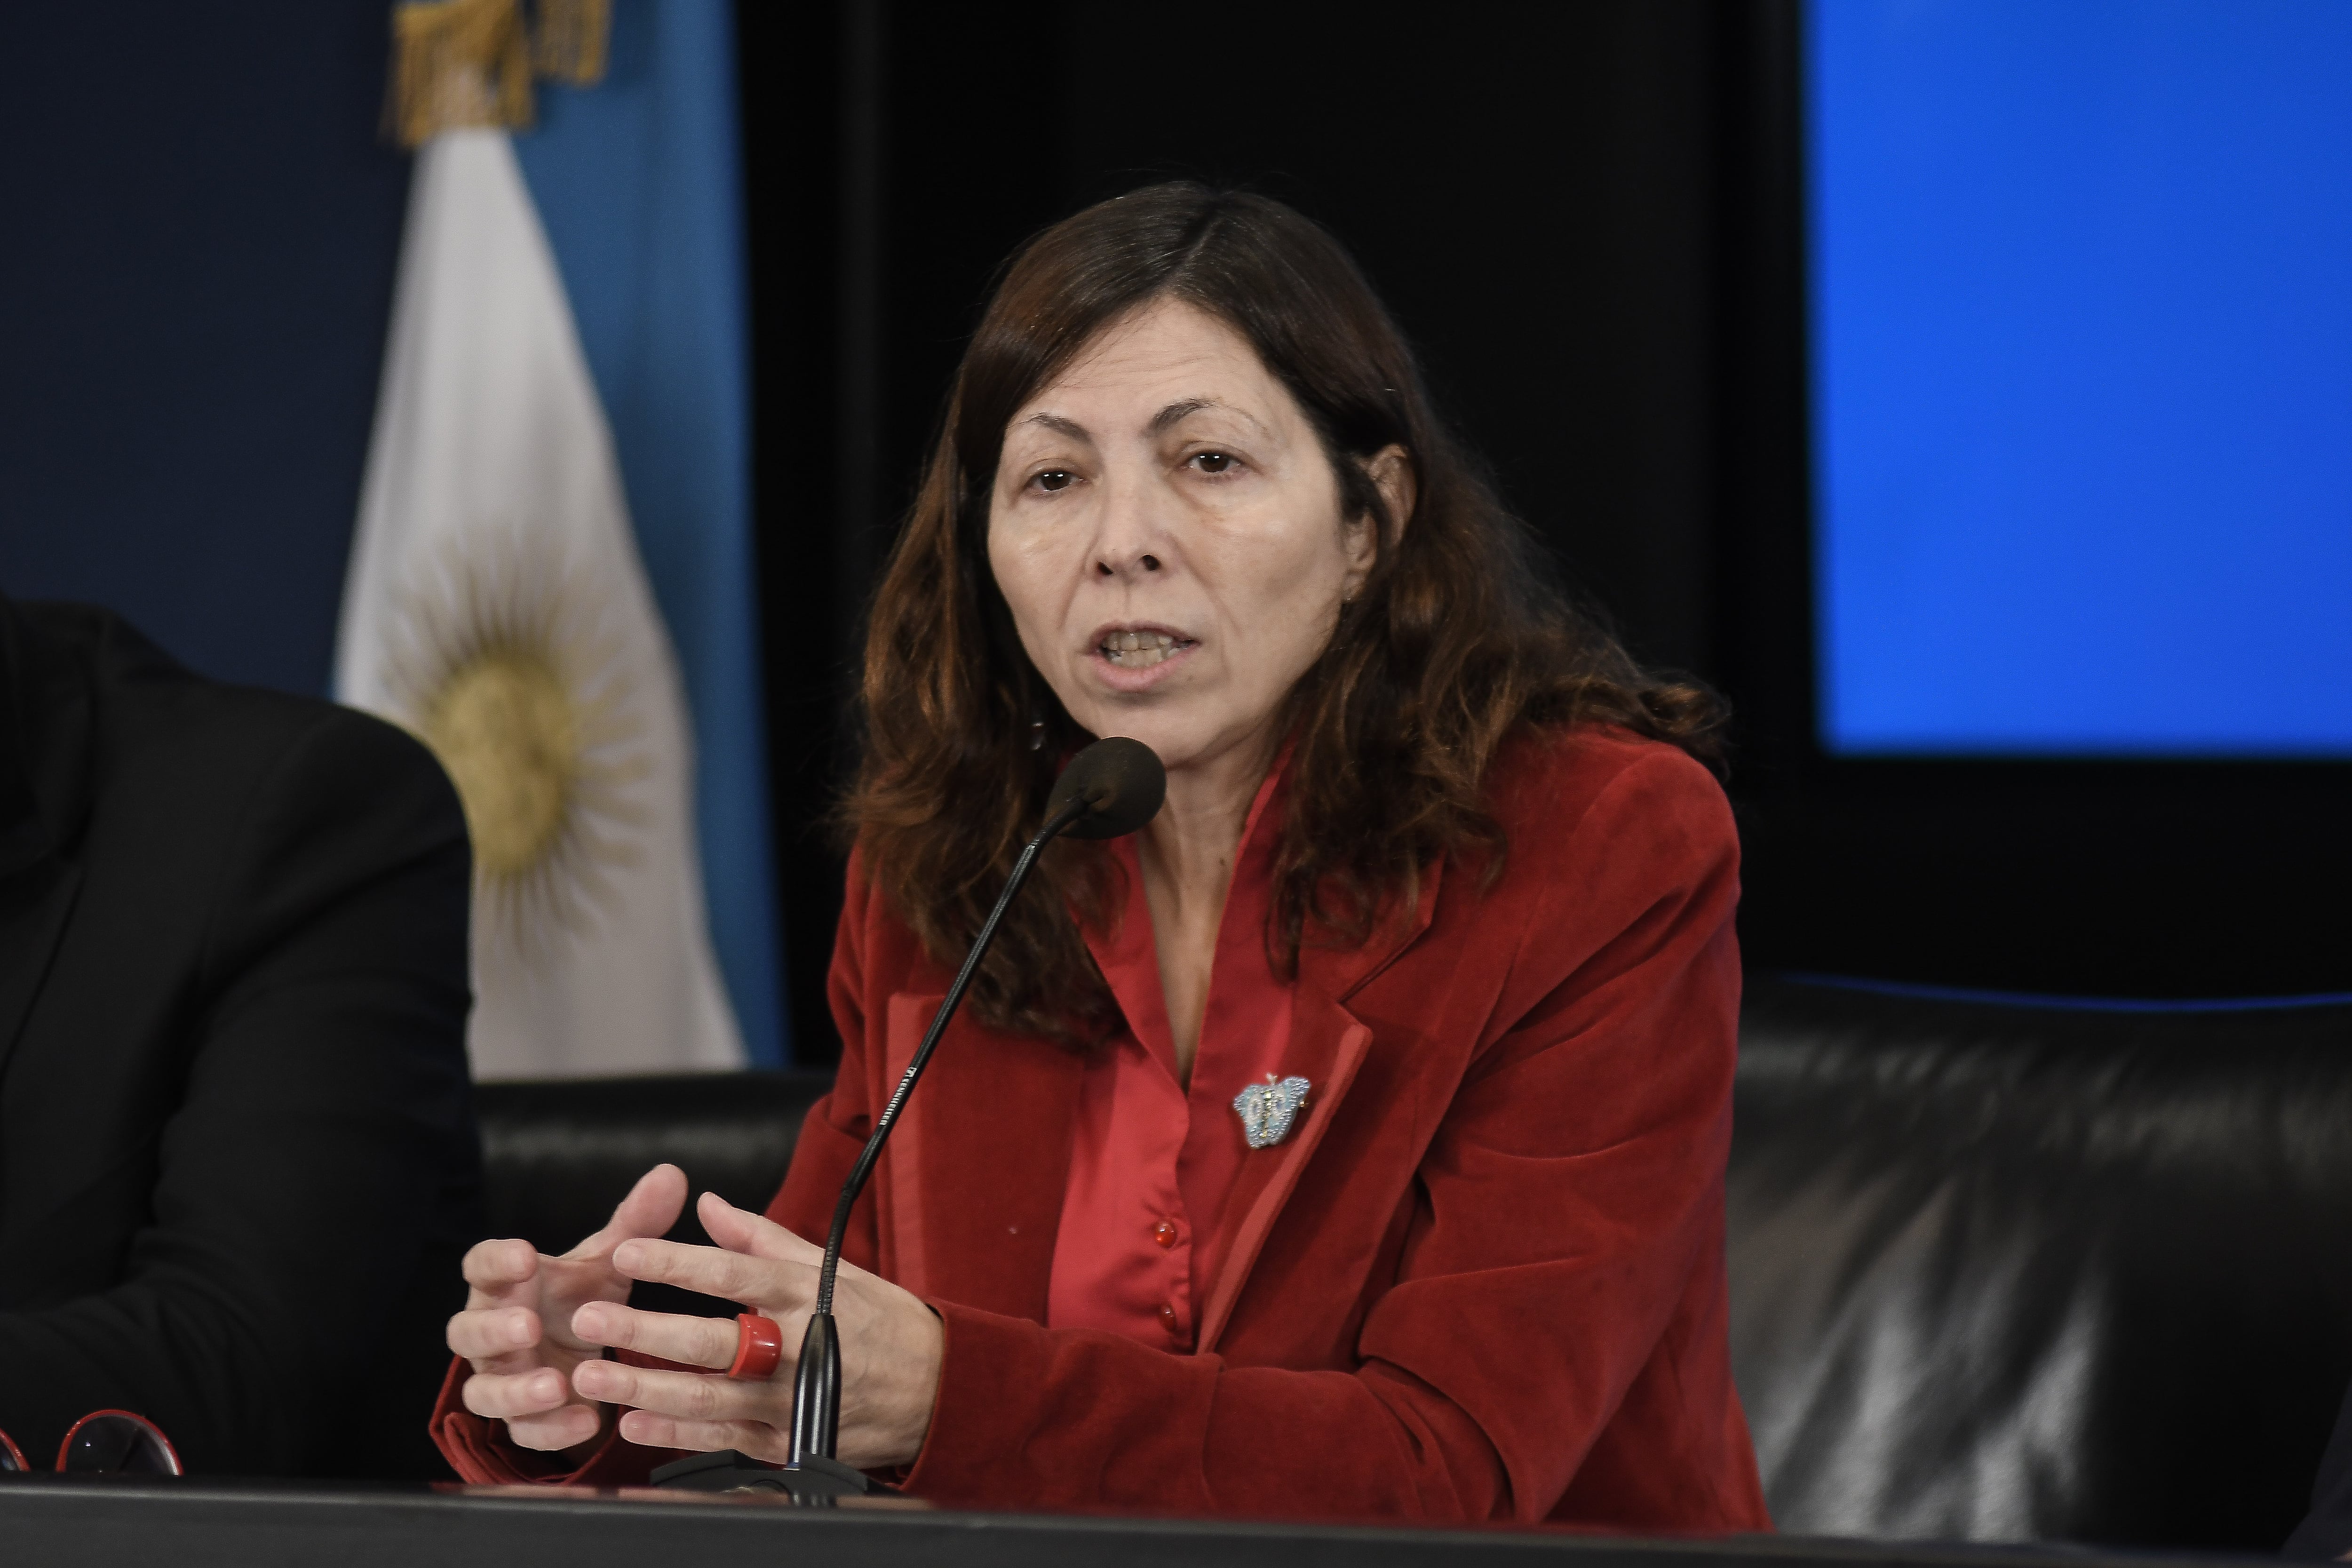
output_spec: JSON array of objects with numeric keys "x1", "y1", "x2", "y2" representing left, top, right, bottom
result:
[{"x1": 845, "y1": 182, "x2": 1723, "y2": 1043}]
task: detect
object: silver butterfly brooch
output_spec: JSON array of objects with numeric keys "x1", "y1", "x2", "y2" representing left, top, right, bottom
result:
[{"x1": 1232, "y1": 1074, "x2": 1312, "y2": 1150}]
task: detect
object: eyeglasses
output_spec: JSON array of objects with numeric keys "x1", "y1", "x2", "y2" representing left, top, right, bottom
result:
[{"x1": 0, "y1": 1410, "x2": 182, "y2": 1476}]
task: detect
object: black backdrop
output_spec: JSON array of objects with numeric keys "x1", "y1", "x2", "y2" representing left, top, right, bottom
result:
[
  {"x1": 739, "y1": 1, "x2": 1734, "y2": 1062},
  {"x1": 3, "y1": 3, "x2": 2333, "y2": 1077},
  {"x1": 0, "y1": 1, "x2": 406, "y2": 696},
  {"x1": 741, "y1": 0, "x2": 2352, "y2": 1068}
]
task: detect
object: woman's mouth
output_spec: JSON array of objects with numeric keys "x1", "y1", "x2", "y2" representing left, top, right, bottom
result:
[{"x1": 1098, "y1": 629, "x2": 1195, "y2": 669}]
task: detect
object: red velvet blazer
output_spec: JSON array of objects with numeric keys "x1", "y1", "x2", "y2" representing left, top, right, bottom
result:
[{"x1": 436, "y1": 726, "x2": 1770, "y2": 1531}]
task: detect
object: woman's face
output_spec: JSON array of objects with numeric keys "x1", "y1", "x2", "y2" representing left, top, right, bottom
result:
[{"x1": 987, "y1": 298, "x2": 1385, "y2": 784}]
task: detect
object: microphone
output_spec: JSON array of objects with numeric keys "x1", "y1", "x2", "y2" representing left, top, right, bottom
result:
[
  {"x1": 660, "y1": 737, "x2": 1164, "y2": 1502},
  {"x1": 1044, "y1": 736, "x2": 1166, "y2": 839}
]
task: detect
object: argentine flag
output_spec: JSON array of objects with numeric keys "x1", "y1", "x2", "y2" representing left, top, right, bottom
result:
[{"x1": 337, "y1": 4, "x2": 776, "y2": 1079}]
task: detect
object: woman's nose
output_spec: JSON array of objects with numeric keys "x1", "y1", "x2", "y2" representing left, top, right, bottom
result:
[{"x1": 1089, "y1": 472, "x2": 1168, "y2": 580}]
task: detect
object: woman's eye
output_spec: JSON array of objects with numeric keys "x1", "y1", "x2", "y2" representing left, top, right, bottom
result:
[
  {"x1": 1190, "y1": 451, "x2": 1235, "y2": 475},
  {"x1": 1030, "y1": 470, "x2": 1076, "y2": 493}
]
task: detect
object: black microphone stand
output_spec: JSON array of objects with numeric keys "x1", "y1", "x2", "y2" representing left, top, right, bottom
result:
[
  {"x1": 779, "y1": 787, "x2": 1095, "y2": 1497},
  {"x1": 655, "y1": 790, "x2": 1097, "y2": 1504}
]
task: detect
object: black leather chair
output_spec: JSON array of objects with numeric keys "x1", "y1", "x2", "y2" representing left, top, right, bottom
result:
[
  {"x1": 473, "y1": 976, "x2": 2352, "y2": 1550},
  {"x1": 473, "y1": 1072, "x2": 830, "y2": 1322},
  {"x1": 1729, "y1": 977, "x2": 2352, "y2": 1551}
]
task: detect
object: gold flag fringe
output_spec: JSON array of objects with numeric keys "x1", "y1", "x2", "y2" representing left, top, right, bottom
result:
[
  {"x1": 387, "y1": 0, "x2": 612, "y2": 151},
  {"x1": 388, "y1": 0, "x2": 532, "y2": 148},
  {"x1": 532, "y1": 0, "x2": 611, "y2": 87}
]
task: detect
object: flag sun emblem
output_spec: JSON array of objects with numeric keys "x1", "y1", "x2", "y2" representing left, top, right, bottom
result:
[{"x1": 380, "y1": 547, "x2": 651, "y2": 955}]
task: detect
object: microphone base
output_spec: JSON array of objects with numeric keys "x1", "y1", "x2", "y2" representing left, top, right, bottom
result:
[{"x1": 650, "y1": 1449, "x2": 892, "y2": 1504}]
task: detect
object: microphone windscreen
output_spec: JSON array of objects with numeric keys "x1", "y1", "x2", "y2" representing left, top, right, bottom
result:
[{"x1": 1049, "y1": 737, "x2": 1167, "y2": 839}]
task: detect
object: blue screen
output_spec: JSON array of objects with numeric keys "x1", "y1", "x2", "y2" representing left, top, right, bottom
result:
[{"x1": 1808, "y1": 0, "x2": 2352, "y2": 756}]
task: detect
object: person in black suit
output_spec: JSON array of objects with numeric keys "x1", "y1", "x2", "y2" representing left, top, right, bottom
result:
[{"x1": 0, "y1": 593, "x2": 480, "y2": 1478}]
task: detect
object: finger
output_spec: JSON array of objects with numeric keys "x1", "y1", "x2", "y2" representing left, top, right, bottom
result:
[
  {"x1": 447, "y1": 1305, "x2": 543, "y2": 1363},
  {"x1": 568, "y1": 1164, "x2": 690, "y2": 1263},
  {"x1": 570, "y1": 1299, "x2": 741, "y2": 1370},
  {"x1": 506, "y1": 1402, "x2": 606, "y2": 1453},
  {"x1": 461, "y1": 1238, "x2": 540, "y2": 1296},
  {"x1": 572, "y1": 1359, "x2": 759, "y2": 1424},
  {"x1": 461, "y1": 1367, "x2": 575, "y2": 1421},
  {"x1": 616, "y1": 1409, "x2": 777, "y2": 1457},
  {"x1": 611, "y1": 1236, "x2": 814, "y2": 1309},
  {"x1": 697, "y1": 1192, "x2": 825, "y2": 1268}
]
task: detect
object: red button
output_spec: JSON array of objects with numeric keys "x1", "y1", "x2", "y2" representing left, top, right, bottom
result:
[
  {"x1": 1152, "y1": 1220, "x2": 1179, "y2": 1249},
  {"x1": 1157, "y1": 1303, "x2": 1181, "y2": 1333}
]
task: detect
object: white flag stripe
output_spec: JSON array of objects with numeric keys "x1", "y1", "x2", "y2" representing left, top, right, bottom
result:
[{"x1": 337, "y1": 129, "x2": 744, "y2": 1080}]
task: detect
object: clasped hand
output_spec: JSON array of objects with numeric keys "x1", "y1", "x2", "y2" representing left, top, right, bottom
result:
[{"x1": 446, "y1": 1165, "x2": 943, "y2": 1471}]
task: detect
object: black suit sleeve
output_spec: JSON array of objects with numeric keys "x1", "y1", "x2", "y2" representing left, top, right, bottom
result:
[{"x1": 0, "y1": 707, "x2": 480, "y2": 1477}]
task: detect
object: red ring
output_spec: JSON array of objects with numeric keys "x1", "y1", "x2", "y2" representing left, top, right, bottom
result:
[
  {"x1": 728, "y1": 1313, "x2": 783, "y2": 1380},
  {"x1": 0, "y1": 1427, "x2": 25, "y2": 1472}
]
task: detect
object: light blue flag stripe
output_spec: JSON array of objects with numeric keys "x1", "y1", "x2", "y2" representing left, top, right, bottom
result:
[{"x1": 513, "y1": 0, "x2": 788, "y2": 1067}]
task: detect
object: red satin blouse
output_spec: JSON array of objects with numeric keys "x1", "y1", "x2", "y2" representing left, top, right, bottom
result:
[{"x1": 1048, "y1": 759, "x2": 1293, "y2": 1349}]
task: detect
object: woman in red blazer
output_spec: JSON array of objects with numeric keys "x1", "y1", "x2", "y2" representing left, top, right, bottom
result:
[{"x1": 436, "y1": 183, "x2": 1771, "y2": 1532}]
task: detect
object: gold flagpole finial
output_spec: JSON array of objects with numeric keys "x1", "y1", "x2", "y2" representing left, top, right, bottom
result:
[{"x1": 387, "y1": 0, "x2": 612, "y2": 150}]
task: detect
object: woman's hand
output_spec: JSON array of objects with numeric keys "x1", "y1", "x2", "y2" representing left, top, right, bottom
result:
[
  {"x1": 445, "y1": 1164, "x2": 689, "y2": 1452},
  {"x1": 564, "y1": 1192, "x2": 946, "y2": 1472}
]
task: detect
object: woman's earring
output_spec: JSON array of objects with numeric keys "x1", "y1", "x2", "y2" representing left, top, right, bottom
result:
[{"x1": 1028, "y1": 715, "x2": 1045, "y2": 751}]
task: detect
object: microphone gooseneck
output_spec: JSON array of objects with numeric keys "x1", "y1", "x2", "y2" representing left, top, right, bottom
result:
[{"x1": 783, "y1": 736, "x2": 1166, "y2": 1488}]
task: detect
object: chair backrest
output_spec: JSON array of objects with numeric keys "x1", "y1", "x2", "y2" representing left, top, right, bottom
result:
[
  {"x1": 1729, "y1": 977, "x2": 2352, "y2": 1550},
  {"x1": 468, "y1": 981, "x2": 2352, "y2": 1550},
  {"x1": 471, "y1": 1071, "x2": 829, "y2": 1318}
]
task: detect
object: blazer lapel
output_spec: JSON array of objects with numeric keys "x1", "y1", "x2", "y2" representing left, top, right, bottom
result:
[
  {"x1": 1315, "y1": 855, "x2": 1446, "y2": 1003},
  {"x1": 878, "y1": 993, "x2": 1080, "y2": 1320},
  {"x1": 1195, "y1": 858, "x2": 1447, "y2": 1352},
  {"x1": 0, "y1": 598, "x2": 88, "y2": 1088},
  {"x1": 0, "y1": 856, "x2": 81, "y2": 1090},
  {"x1": 1196, "y1": 979, "x2": 1368, "y2": 1352}
]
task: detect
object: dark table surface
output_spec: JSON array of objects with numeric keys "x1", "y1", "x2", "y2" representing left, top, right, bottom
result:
[{"x1": 0, "y1": 1476, "x2": 2286, "y2": 1568}]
